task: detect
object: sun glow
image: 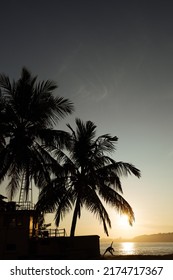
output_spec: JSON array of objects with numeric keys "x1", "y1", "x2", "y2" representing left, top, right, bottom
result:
[{"x1": 118, "y1": 214, "x2": 129, "y2": 228}]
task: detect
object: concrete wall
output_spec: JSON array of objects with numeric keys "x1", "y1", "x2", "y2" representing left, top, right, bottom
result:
[{"x1": 28, "y1": 235, "x2": 100, "y2": 259}]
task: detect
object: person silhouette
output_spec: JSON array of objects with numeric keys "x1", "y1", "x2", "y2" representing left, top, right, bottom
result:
[{"x1": 103, "y1": 241, "x2": 115, "y2": 256}]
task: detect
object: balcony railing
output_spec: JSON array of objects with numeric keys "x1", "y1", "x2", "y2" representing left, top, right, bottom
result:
[
  {"x1": 30, "y1": 228, "x2": 67, "y2": 238},
  {"x1": 16, "y1": 202, "x2": 35, "y2": 210}
]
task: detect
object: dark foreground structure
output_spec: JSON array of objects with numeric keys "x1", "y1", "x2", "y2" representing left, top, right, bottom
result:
[{"x1": 0, "y1": 202, "x2": 100, "y2": 259}]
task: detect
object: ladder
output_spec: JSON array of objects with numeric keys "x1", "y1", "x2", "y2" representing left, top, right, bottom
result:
[{"x1": 18, "y1": 172, "x2": 34, "y2": 210}]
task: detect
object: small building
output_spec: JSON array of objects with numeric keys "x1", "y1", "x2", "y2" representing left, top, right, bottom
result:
[
  {"x1": 0, "y1": 202, "x2": 100, "y2": 259},
  {"x1": 0, "y1": 202, "x2": 37, "y2": 259}
]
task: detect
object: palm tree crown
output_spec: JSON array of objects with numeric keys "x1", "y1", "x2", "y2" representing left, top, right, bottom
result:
[
  {"x1": 0, "y1": 67, "x2": 74, "y2": 200},
  {"x1": 36, "y1": 118, "x2": 141, "y2": 236}
]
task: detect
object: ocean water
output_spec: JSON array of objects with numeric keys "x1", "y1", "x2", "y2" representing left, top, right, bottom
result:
[{"x1": 100, "y1": 240, "x2": 173, "y2": 255}]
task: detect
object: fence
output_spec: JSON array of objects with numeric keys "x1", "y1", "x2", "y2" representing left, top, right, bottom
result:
[
  {"x1": 30, "y1": 228, "x2": 67, "y2": 238},
  {"x1": 16, "y1": 201, "x2": 35, "y2": 210}
]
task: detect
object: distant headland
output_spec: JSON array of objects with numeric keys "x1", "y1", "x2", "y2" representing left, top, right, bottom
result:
[
  {"x1": 118, "y1": 232, "x2": 173, "y2": 242},
  {"x1": 102, "y1": 232, "x2": 173, "y2": 242}
]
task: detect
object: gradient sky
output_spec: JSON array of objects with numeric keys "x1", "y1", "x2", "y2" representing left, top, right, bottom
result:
[{"x1": 1, "y1": 0, "x2": 173, "y2": 238}]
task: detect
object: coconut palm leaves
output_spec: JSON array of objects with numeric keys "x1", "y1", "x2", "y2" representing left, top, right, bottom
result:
[
  {"x1": 0, "y1": 67, "x2": 74, "y2": 200},
  {"x1": 36, "y1": 119, "x2": 141, "y2": 236}
]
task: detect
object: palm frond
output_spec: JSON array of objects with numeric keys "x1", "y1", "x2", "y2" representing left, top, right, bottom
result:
[
  {"x1": 95, "y1": 134, "x2": 118, "y2": 154},
  {"x1": 36, "y1": 178, "x2": 74, "y2": 227},
  {"x1": 36, "y1": 80, "x2": 57, "y2": 94},
  {"x1": 96, "y1": 166, "x2": 123, "y2": 193},
  {"x1": 37, "y1": 129, "x2": 71, "y2": 149},
  {"x1": 54, "y1": 191, "x2": 74, "y2": 226},
  {"x1": 82, "y1": 187, "x2": 111, "y2": 236},
  {"x1": 0, "y1": 146, "x2": 13, "y2": 184},
  {"x1": 6, "y1": 166, "x2": 21, "y2": 200},
  {"x1": 54, "y1": 96, "x2": 74, "y2": 121},
  {"x1": 20, "y1": 67, "x2": 35, "y2": 82},
  {"x1": 36, "y1": 178, "x2": 67, "y2": 212},
  {"x1": 66, "y1": 123, "x2": 76, "y2": 140},
  {"x1": 108, "y1": 160, "x2": 141, "y2": 178},
  {"x1": 0, "y1": 74, "x2": 12, "y2": 94},
  {"x1": 75, "y1": 118, "x2": 96, "y2": 141},
  {"x1": 30, "y1": 145, "x2": 54, "y2": 188},
  {"x1": 98, "y1": 184, "x2": 135, "y2": 225}
]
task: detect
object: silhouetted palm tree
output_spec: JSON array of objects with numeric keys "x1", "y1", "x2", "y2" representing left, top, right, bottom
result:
[
  {"x1": 36, "y1": 119, "x2": 141, "y2": 237},
  {"x1": 0, "y1": 194, "x2": 7, "y2": 211},
  {"x1": 0, "y1": 67, "x2": 74, "y2": 200}
]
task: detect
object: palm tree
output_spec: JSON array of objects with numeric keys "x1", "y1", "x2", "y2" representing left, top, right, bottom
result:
[
  {"x1": 0, "y1": 67, "x2": 74, "y2": 201},
  {"x1": 36, "y1": 119, "x2": 141, "y2": 237},
  {"x1": 0, "y1": 194, "x2": 7, "y2": 211}
]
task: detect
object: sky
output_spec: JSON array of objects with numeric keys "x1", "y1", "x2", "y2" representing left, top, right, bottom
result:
[{"x1": 1, "y1": 0, "x2": 173, "y2": 239}]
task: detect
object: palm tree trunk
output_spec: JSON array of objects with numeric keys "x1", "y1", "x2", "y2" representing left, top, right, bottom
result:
[{"x1": 70, "y1": 197, "x2": 80, "y2": 237}]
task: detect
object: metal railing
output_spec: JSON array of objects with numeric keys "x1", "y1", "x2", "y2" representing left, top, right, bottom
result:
[
  {"x1": 30, "y1": 228, "x2": 67, "y2": 238},
  {"x1": 16, "y1": 201, "x2": 35, "y2": 210}
]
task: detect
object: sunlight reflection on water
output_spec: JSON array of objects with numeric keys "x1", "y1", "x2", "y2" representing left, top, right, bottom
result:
[
  {"x1": 100, "y1": 241, "x2": 173, "y2": 255},
  {"x1": 121, "y1": 242, "x2": 135, "y2": 255}
]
